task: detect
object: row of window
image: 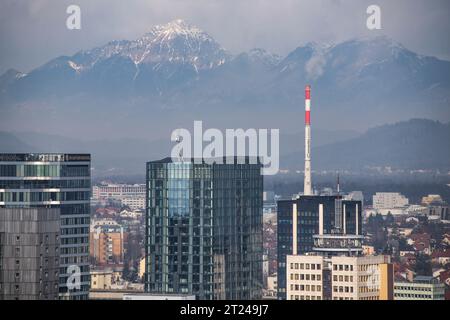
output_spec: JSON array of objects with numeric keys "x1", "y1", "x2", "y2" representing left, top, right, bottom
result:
[
  {"x1": 395, "y1": 293, "x2": 433, "y2": 298},
  {"x1": 0, "y1": 191, "x2": 90, "y2": 202},
  {"x1": 0, "y1": 179, "x2": 90, "y2": 189},
  {"x1": 289, "y1": 273, "x2": 322, "y2": 281},
  {"x1": 333, "y1": 264, "x2": 354, "y2": 271},
  {"x1": 290, "y1": 295, "x2": 322, "y2": 300},
  {"x1": 333, "y1": 286, "x2": 354, "y2": 293},
  {"x1": 289, "y1": 262, "x2": 322, "y2": 270},
  {"x1": 333, "y1": 275, "x2": 354, "y2": 282},
  {"x1": 290, "y1": 284, "x2": 322, "y2": 292},
  {"x1": 394, "y1": 286, "x2": 434, "y2": 291}
]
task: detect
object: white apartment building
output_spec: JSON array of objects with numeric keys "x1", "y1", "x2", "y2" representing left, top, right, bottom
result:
[
  {"x1": 286, "y1": 254, "x2": 393, "y2": 300},
  {"x1": 92, "y1": 184, "x2": 146, "y2": 209},
  {"x1": 372, "y1": 192, "x2": 409, "y2": 210}
]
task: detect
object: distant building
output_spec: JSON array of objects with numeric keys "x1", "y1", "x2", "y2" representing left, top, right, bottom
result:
[
  {"x1": 362, "y1": 245, "x2": 375, "y2": 256},
  {"x1": 345, "y1": 191, "x2": 364, "y2": 204},
  {"x1": 263, "y1": 191, "x2": 275, "y2": 203},
  {"x1": 394, "y1": 276, "x2": 445, "y2": 300},
  {"x1": 265, "y1": 275, "x2": 277, "y2": 297},
  {"x1": 421, "y1": 194, "x2": 444, "y2": 206},
  {"x1": 428, "y1": 205, "x2": 449, "y2": 221},
  {"x1": 123, "y1": 293, "x2": 195, "y2": 300},
  {"x1": 372, "y1": 192, "x2": 408, "y2": 210},
  {"x1": 90, "y1": 270, "x2": 116, "y2": 290},
  {"x1": 138, "y1": 257, "x2": 146, "y2": 280},
  {"x1": 92, "y1": 184, "x2": 146, "y2": 209},
  {"x1": 90, "y1": 220, "x2": 125, "y2": 265},
  {"x1": 286, "y1": 254, "x2": 393, "y2": 300}
]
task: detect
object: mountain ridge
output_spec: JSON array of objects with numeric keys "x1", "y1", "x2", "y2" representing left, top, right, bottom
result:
[{"x1": 1, "y1": 20, "x2": 449, "y2": 139}]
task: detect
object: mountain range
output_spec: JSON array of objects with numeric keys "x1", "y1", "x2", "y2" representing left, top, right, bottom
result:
[{"x1": 0, "y1": 19, "x2": 449, "y2": 140}]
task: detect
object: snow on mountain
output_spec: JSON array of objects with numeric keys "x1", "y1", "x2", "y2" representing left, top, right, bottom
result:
[
  {"x1": 71, "y1": 19, "x2": 229, "y2": 72},
  {"x1": 0, "y1": 21, "x2": 449, "y2": 134}
]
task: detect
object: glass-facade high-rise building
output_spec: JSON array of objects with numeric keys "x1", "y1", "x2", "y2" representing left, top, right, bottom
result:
[
  {"x1": 0, "y1": 153, "x2": 91, "y2": 300},
  {"x1": 145, "y1": 157, "x2": 263, "y2": 300}
]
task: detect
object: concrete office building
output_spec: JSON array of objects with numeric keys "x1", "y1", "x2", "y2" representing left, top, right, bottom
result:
[
  {"x1": 0, "y1": 153, "x2": 91, "y2": 300},
  {"x1": 394, "y1": 276, "x2": 445, "y2": 300},
  {"x1": 145, "y1": 157, "x2": 263, "y2": 300},
  {"x1": 286, "y1": 254, "x2": 393, "y2": 300},
  {"x1": 0, "y1": 208, "x2": 60, "y2": 300}
]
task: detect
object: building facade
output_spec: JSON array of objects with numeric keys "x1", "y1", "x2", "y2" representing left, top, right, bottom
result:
[
  {"x1": 145, "y1": 157, "x2": 263, "y2": 300},
  {"x1": 394, "y1": 276, "x2": 445, "y2": 300},
  {"x1": 90, "y1": 221, "x2": 125, "y2": 266},
  {"x1": 372, "y1": 192, "x2": 409, "y2": 210},
  {"x1": 0, "y1": 153, "x2": 91, "y2": 299},
  {"x1": 92, "y1": 184, "x2": 146, "y2": 210},
  {"x1": 0, "y1": 208, "x2": 60, "y2": 300},
  {"x1": 277, "y1": 195, "x2": 362, "y2": 299},
  {"x1": 286, "y1": 254, "x2": 393, "y2": 300}
]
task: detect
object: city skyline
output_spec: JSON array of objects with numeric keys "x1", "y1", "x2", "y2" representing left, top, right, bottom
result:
[{"x1": 1, "y1": 0, "x2": 450, "y2": 307}]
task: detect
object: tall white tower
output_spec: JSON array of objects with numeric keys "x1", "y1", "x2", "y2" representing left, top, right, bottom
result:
[{"x1": 304, "y1": 85, "x2": 312, "y2": 195}]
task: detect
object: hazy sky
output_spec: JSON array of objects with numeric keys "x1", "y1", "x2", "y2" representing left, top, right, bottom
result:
[{"x1": 1, "y1": 0, "x2": 449, "y2": 74}]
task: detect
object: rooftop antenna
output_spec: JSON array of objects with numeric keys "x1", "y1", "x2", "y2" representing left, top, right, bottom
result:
[{"x1": 337, "y1": 172, "x2": 340, "y2": 195}]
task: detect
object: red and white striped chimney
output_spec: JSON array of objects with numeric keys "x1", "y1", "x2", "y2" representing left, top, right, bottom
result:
[{"x1": 304, "y1": 85, "x2": 312, "y2": 195}]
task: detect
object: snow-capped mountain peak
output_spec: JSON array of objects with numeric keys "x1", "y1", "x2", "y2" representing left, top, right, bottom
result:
[{"x1": 71, "y1": 19, "x2": 229, "y2": 72}]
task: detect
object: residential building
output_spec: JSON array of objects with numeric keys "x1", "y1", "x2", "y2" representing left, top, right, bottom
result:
[
  {"x1": 89, "y1": 220, "x2": 125, "y2": 265},
  {"x1": 372, "y1": 192, "x2": 408, "y2": 210},
  {"x1": 0, "y1": 153, "x2": 91, "y2": 300},
  {"x1": 145, "y1": 157, "x2": 263, "y2": 300},
  {"x1": 92, "y1": 184, "x2": 146, "y2": 209}
]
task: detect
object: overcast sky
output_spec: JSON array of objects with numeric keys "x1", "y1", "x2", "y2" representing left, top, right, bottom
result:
[{"x1": 1, "y1": 0, "x2": 449, "y2": 74}]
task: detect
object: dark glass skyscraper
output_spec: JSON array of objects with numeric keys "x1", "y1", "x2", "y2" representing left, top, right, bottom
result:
[
  {"x1": 0, "y1": 153, "x2": 91, "y2": 300},
  {"x1": 277, "y1": 195, "x2": 362, "y2": 299},
  {"x1": 145, "y1": 157, "x2": 263, "y2": 300}
]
